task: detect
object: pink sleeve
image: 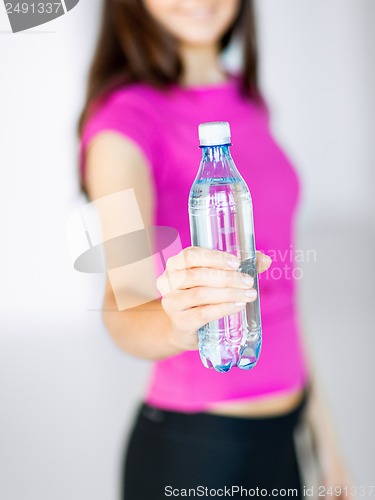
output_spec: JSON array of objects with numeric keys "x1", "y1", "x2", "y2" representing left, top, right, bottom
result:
[{"x1": 79, "y1": 89, "x2": 156, "y2": 181}]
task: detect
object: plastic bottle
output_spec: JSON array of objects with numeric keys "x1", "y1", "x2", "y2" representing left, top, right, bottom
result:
[{"x1": 188, "y1": 121, "x2": 262, "y2": 372}]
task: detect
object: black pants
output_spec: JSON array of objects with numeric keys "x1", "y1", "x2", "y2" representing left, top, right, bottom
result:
[{"x1": 122, "y1": 388, "x2": 309, "y2": 499}]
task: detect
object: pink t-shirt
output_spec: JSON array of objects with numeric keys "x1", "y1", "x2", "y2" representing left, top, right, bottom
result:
[{"x1": 80, "y1": 77, "x2": 310, "y2": 412}]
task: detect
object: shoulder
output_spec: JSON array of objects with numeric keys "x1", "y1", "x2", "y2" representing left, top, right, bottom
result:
[
  {"x1": 79, "y1": 83, "x2": 165, "y2": 180},
  {"x1": 85, "y1": 82, "x2": 162, "y2": 127},
  {"x1": 80, "y1": 82, "x2": 167, "y2": 152}
]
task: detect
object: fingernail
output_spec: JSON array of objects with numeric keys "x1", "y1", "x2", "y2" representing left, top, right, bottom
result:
[
  {"x1": 242, "y1": 274, "x2": 253, "y2": 286},
  {"x1": 228, "y1": 258, "x2": 240, "y2": 269},
  {"x1": 264, "y1": 255, "x2": 272, "y2": 265},
  {"x1": 244, "y1": 289, "x2": 257, "y2": 299}
]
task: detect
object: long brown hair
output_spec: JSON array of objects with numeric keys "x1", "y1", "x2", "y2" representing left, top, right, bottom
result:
[{"x1": 78, "y1": 0, "x2": 260, "y2": 135}]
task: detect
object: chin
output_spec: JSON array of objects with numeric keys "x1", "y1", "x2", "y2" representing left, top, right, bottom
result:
[{"x1": 176, "y1": 28, "x2": 227, "y2": 47}]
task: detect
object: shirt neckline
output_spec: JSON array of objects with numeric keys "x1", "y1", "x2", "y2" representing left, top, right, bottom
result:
[{"x1": 171, "y1": 73, "x2": 239, "y2": 94}]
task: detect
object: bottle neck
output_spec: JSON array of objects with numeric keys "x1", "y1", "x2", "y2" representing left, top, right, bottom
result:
[
  {"x1": 201, "y1": 144, "x2": 231, "y2": 161},
  {"x1": 197, "y1": 144, "x2": 239, "y2": 181}
]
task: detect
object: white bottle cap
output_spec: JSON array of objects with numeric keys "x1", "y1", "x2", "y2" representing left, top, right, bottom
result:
[{"x1": 198, "y1": 121, "x2": 231, "y2": 146}]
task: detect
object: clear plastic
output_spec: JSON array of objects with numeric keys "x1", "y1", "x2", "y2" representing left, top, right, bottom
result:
[{"x1": 188, "y1": 143, "x2": 262, "y2": 372}]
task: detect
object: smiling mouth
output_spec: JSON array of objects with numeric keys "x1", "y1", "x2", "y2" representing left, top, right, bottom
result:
[{"x1": 179, "y1": 8, "x2": 215, "y2": 21}]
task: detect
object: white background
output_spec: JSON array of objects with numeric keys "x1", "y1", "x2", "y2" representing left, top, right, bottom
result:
[{"x1": 0, "y1": 1, "x2": 374, "y2": 499}]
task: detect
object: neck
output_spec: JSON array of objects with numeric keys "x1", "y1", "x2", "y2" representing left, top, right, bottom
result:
[{"x1": 178, "y1": 43, "x2": 228, "y2": 87}]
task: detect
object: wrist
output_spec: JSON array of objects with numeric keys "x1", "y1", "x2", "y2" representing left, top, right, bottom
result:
[{"x1": 168, "y1": 326, "x2": 199, "y2": 354}]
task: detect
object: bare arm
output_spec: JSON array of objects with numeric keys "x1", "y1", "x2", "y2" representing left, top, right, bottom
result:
[
  {"x1": 85, "y1": 132, "x2": 183, "y2": 360},
  {"x1": 300, "y1": 327, "x2": 353, "y2": 495}
]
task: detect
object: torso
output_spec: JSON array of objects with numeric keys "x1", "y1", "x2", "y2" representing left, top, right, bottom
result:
[{"x1": 206, "y1": 388, "x2": 305, "y2": 417}]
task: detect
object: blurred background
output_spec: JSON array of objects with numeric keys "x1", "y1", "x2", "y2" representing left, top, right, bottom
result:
[{"x1": 0, "y1": 0, "x2": 374, "y2": 499}]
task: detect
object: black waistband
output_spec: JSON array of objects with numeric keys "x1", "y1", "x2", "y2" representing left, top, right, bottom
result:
[{"x1": 139, "y1": 384, "x2": 310, "y2": 445}]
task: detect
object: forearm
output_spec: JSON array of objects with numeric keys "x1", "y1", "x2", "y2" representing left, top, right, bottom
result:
[
  {"x1": 304, "y1": 373, "x2": 344, "y2": 461},
  {"x1": 103, "y1": 293, "x2": 185, "y2": 361}
]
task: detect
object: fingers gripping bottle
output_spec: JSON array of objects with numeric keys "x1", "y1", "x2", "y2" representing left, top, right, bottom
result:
[{"x1": 188, "y1": 122, "x2": 262, "y2": 373}]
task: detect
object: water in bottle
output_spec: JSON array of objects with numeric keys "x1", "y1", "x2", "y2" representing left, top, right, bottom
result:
[{"x1": 188, "y1": 121, "x2": 262, "y2": 372}]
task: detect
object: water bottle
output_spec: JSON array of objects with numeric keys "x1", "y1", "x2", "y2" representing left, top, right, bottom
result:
[{"x1": 188, "y1": 121, "x2": 262, "y2": 373}]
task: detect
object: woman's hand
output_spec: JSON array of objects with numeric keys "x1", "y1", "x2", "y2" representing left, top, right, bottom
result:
[
  {"x1": 319, "y1": 447, "x2": 354, "y2": 500},
  {"x1": 313, "y1": 419, "x2": 354, "y2": 500},
  {"x1": 156, "y1": 247, "x2": 272, "y2": 352}
]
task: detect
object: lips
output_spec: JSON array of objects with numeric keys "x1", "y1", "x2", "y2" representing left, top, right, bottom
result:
[
  {"x1": 4, "y1": 0, "x2": 80, "y2": 33},
  {"x1": 179, "y1": 7, "x2": 215, "y2": 21}
]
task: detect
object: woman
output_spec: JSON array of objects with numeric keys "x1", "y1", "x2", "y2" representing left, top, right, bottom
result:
[{"x1": 78, "y1": 1, "x2": 351, "y2": 498}]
